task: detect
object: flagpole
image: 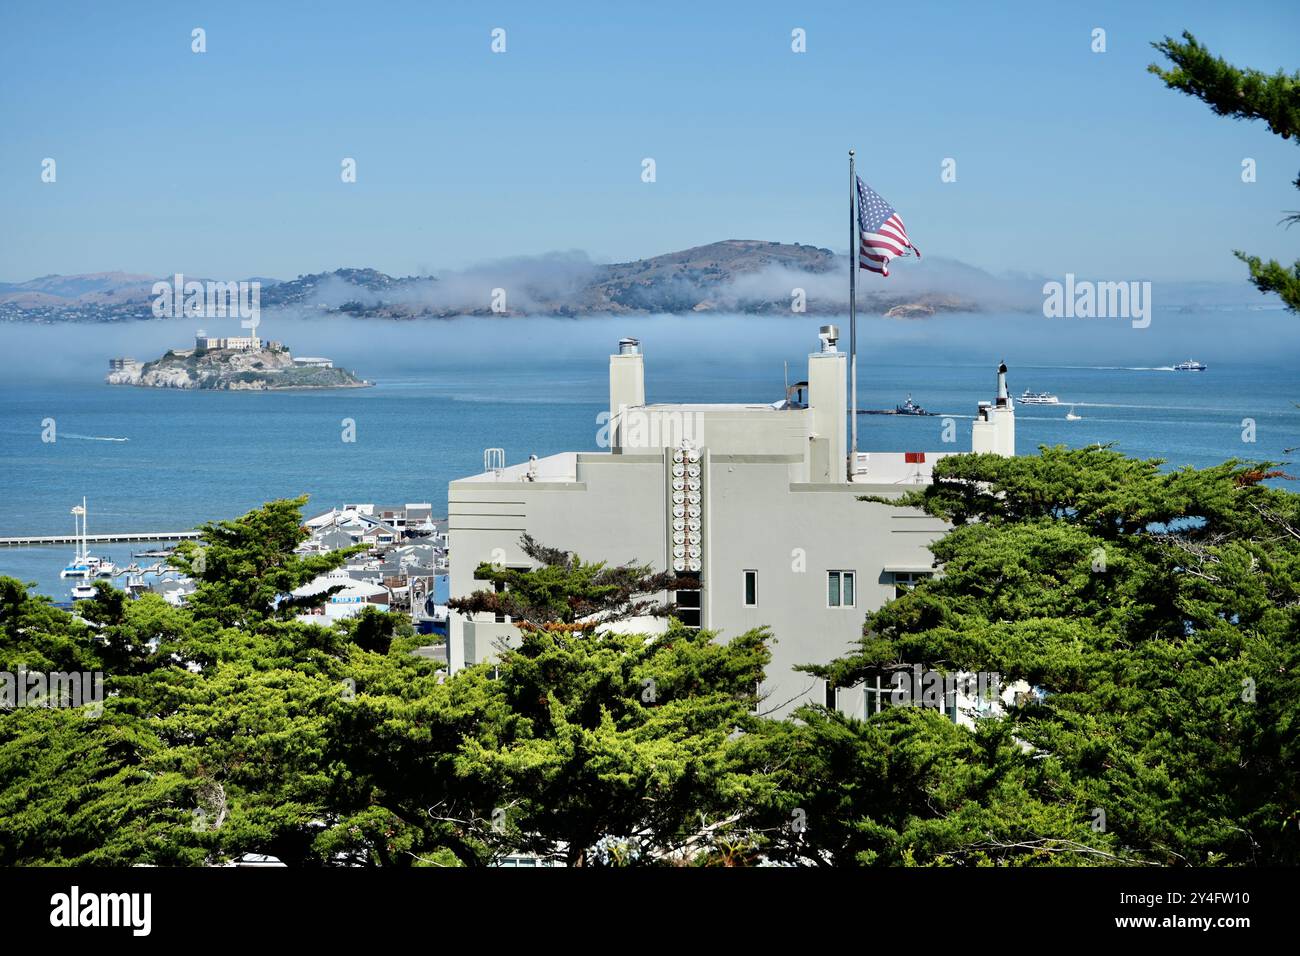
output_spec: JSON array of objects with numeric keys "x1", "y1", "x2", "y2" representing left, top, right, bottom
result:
[{"x1": 848, "y1": 149, "x2": 857, "y2": 480}]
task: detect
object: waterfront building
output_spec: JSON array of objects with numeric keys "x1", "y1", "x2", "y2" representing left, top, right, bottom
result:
[
  {"x1": 291, "y1": 571, "x2": 391, "y2": 621},
  {"x1": 447, "y1": 328, "x2": 1017, "y2": 718}
]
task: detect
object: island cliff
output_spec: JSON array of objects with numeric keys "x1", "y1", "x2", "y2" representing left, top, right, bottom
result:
[{"x1": 106, "y1": 339, "x2": 370, "y2": 390}]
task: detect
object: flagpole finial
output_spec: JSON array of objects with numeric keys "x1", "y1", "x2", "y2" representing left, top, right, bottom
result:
[{"x1": 849, "y1": 148, "x2": 855, "y2": 156}]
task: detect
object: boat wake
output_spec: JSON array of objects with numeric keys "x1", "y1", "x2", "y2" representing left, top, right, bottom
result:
[
  {"x1": 62, "y1": 434, "x2": 130, "y2": 442},
  {"x1": 1022, "y1": 365, "x2": 1176, "y2": 372}
]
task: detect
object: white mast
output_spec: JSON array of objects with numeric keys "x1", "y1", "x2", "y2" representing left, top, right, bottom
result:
[{"x1": 71, "y1": 499, "x2": 87, "y2": 562}]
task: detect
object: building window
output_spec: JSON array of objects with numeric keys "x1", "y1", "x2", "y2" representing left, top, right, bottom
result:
[
  {"x1": 674, "y1": 588, "x2": 701, "y2": 628},
  {"x1": 824, "y1": 679, "x2": 836, "y2": 710},
  {"x1": 827, "y1": 570, "x2": 855, "y2": 608},
  {"x1": 864, "y1": 672, "x2": 890, "y2": 717},
  {"x1": 892, "y1": 571, "x2": 932, "y2": 600},
  {"x1": 743, "y1": 570, "x2": 757, "y2": 607}
]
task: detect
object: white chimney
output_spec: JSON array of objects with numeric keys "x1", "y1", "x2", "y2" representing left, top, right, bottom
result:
[
  {"x1": 807, "y1": 327, "x2": 847, "y2": 481},
  {"x1": 609, "y1": 337, "x2": 645, "y2": 450},
  {"x1": 972, "y1": 361, "x2": 1016, "y2": 456}
]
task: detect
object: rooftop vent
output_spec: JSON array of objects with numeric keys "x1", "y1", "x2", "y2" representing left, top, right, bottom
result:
[
  {"x1": 618, "y1": 337, "x2": 641, "y2": 355},
  {"x1": 818, "y1": 325, "x2": 839, "y2": 352}
]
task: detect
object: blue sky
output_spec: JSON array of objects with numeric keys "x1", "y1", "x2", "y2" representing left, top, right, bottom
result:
[{"x1": 1, "y1": 0, "x2": 1297, "y2": 282}]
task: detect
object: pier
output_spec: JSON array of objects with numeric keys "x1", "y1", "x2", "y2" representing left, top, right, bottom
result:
[{"x1": 0, "y1": 531, "x2": 200, "y2": 548}]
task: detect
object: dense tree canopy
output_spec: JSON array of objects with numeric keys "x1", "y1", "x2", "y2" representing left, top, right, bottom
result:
[
  {"x1": 821, "y1": 446, "x2": 1300, "y2": 865},
  {"x1": 2, "y1": 449, "x2": 1296, "y2": 866}
]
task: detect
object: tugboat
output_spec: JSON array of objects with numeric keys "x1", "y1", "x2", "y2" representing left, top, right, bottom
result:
[
  {"x1": 894, "y1": 394, "x2": 936, "y2": 416},
  {"x1": 858, "y1": 394, "x2": 938, "y2": 416},
  {"x1": 1017, "y1": 389, "x2": 1060, "y2": 405},
  {"x1": 1174, "y1": 359, "x2": 1207, "y2": 371}
]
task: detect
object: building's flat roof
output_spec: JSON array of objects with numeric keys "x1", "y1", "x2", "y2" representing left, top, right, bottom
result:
[
  {"x1": 639, "y1": 402, "x2": 787, "y2": 413},
  {"x1": 454, "y1": 451, "x2": 580, "y2": 484},
  {"x1": 451, "y1": 448, "x2": 954, "y2": 486}
]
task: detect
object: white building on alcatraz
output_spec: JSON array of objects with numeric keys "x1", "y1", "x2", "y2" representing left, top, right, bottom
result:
[{"x1": 447, "y1": 326, "x2": 1016, "y2": 718}]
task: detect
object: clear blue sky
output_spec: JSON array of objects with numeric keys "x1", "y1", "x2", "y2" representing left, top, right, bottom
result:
[{"x1": 1, "y1": 0, "x2": 1296, "y2": 282}]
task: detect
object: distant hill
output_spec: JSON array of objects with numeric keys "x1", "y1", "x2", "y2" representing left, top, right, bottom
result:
[{"x1": 1, "y1": 242, "x2": 1280, "y2": 322}]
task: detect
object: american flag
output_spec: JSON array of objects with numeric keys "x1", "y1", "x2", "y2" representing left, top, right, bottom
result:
[{"x1": 857, "y1": 176, "x2": 919, "y2": 276}]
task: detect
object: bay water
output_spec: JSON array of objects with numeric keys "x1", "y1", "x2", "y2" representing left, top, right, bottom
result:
[{"x1": 2, "y1": 311, "x2": 1296, "y2": 599}]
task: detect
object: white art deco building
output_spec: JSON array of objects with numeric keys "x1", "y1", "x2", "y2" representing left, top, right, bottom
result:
[{"x1": 447, "y1": 327, "x2": 1016, "y2": 717}]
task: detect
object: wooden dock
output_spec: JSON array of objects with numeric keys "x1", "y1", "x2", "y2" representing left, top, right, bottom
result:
[{"x1": 0, "y1": 531, "x2": 200, "y2": 548}]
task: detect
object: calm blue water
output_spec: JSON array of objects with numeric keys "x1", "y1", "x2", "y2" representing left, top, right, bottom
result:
[{"x1": 2, "y1": 311, "x2": 1297, "y2": 598}]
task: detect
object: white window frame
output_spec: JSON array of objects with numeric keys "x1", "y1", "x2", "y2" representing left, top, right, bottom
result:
[{"x1": 827, "y1": 569, "x2": 856, "y2": 608}]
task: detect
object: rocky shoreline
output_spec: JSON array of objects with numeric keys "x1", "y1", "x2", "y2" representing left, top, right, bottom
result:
[{"x1": 106, "y1": 345, "x2": 371, "y2": 390}]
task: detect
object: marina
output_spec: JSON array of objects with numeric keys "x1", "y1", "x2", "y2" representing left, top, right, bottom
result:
[{"x1": 4, "y1": 495, "x2": 451, "y2": 633}]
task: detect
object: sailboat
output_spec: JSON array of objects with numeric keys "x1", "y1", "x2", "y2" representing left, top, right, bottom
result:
[
  {"x1": 59, "y1": 498, "x2": 114, "y2": 579},
  {"x1": 1066, "y1": 406, "x2": 1082, "y2": 421},
  {"x1": 60, "y1": 500, "x2": 91, "y2": 578}
]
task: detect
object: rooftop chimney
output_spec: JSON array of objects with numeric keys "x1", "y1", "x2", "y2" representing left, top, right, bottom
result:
[
  {"x1": 609, "y1": 338, "x2": 646, "y2": 449},
  {"x1": 807, "y1": 328, "x2": 847, "y2": 481},
  {"x1": 973, "y1": 361, "x2": 1016, "y2": 456},
  {"x1": 818, "y1": 324, "x2": 840, "y2": 353}
]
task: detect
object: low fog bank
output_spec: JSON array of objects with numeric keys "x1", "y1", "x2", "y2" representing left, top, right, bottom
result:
[
  {"x1": 279, "y1": 253, "x2": 1264, "y2": 316},
  {"x1": 3, "y1": 309, "x2": 1298, "y2": 387}
]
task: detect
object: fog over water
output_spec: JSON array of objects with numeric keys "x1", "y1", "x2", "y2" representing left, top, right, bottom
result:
[{"x1": 5, "y1": 307, "x2": 1297, "y2": 382}]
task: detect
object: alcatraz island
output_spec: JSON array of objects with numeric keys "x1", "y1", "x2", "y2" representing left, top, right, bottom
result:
[{"x1": 107, "y1": 329, "x2": 371, "y2": 391}]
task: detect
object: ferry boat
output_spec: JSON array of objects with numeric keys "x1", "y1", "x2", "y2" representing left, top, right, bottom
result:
[
  {"x1": 1174, "y1": 359, "x2": 1207, "y2": 371},
  {"x1": 1017, "y1": 390, "x2": 1060, "y2": 405}
]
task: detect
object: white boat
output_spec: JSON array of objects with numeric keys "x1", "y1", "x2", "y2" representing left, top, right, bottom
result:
[
  {"x1": 1174, "y1": 359, "x2": 1207, "y2": 371},
  {"x1": 60, "y1": 557, "x2": 91, "y2": 579},
  {"x1": 1017, "y1": 389, "x2": 1060, "y2": 405},
  {"x1": 59, "y1": 498, "x2": 112, "y2": 578},
  {"x1": 60, "y1": 499, "x2": 92, "y2": 578},
  {"x1": 1066, "y1": 406, "x2": 1082, "y2": 421},
  {"x1": 70, "y1": 582, "x2": 97, "y2": 600}
]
